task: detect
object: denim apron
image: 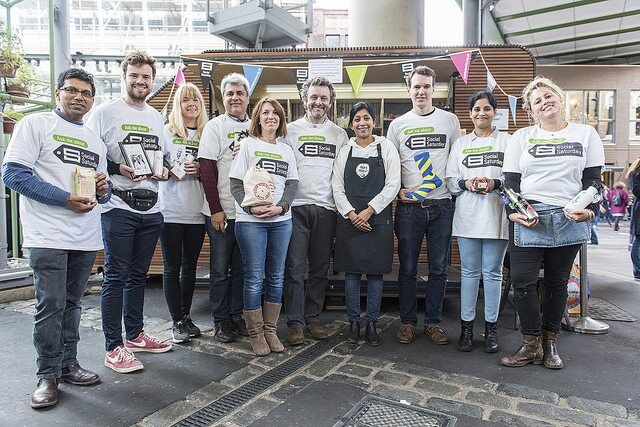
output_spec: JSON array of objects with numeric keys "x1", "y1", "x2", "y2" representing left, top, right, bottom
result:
[
  {"x1": 334, "y1": 144, "x2": 393, "y2": 274},
  {"x1": 514, "y1": 203, "x2": 590, "y2": 248}
]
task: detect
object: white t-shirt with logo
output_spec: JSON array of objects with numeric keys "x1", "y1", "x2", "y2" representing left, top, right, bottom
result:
[
  {"x1": 284, "y1": 117, "x2": 349, "y2": 211},
  {"x1": 386, "y1": 108, "x2": 461, "y2": 200},
  {"x1": 159, "y1": 126, "x2": 204, "y2": 224},
  {"x1": 86, "y1": 98, "x2": 167, "y2": 214},
  {"x1": 3, "y1": 111, "x2": 107, "y2": 250},
  {"x1": 228, "y1": 137, "x2": 299, "y2": 223},
  {"x1": 446, "y1": 130, "x2": 509, "y2": 240},
  {"x1": 198, "y1": 114, "x2": 251, "y2": 219},
  {"x1": 503, "y1": 123, "x2": 605, "y2": 207}
]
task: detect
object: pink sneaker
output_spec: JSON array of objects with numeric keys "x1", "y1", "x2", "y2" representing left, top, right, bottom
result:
[
  {"x1": 125, "y1": 332, "x2": 172, "y2": 353},
  {"x1": 104, "y1": 345, "x2": 144, "y2": 373}
]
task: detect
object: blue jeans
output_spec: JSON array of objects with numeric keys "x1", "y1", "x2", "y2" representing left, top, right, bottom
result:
[
  {"x1": 28, "y1": 248, "x2": 96, "y2": 379},
  {"x1": 456, "y1": 237, "x2": 508, "y2": 323},
  {"x1": 395, "y1": 201, "x2": 454, "y2": 326},
  {"x1": 206, "y1": 217, "x2": 244, "y2": 323},
  {"x1": 235, "y1": 220, "x2": 292, "y2": 310},
  {"x1": 344, "y1": 273, "x2": 384, "y2": 322},
  {"x1": 101, "y1": 209, "x2": 163, "y2": 351},
  {"x1": 632, "y1": 235, "x2": 640, "y2": 278}
]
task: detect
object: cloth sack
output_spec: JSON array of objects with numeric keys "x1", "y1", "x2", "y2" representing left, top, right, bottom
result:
[{"x1": 241, "y1": 166, "x2": 275, "y2": 207}]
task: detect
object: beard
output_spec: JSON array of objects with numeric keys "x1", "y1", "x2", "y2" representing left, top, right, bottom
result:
[
  {"x1": 308, "y1": 105, "x2": 328, "y2": 120},
  {"x1": 127, "y1": 84, "x2": 150, "y2": 101}
]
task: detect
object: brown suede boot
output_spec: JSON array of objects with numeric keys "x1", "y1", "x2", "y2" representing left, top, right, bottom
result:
[
  {"x1": 263, "y1": 302, "x2": 285, "y2": 352},
  {"x1": 244, "y1": 308, "x2": 271, "y2": 357},
  {"x1": 542, "y1": 330, "x2": 564, "y2": 369},
  {"x1": 500, "y1": 334, "x2": 543, "y2": 367}
]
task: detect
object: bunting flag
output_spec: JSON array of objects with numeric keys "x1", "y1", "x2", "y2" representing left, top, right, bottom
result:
[
  {"x1": 294, "y1": 68, "x2": 309, "y2": 99},
  {"x1": 175, "y1": 66, "x2": 186, "y2": 86},
  {"x1": 508, "y1": 95, "x2": 518, "y2": 125},
  {"x1": 199, "y1": 61, "x2": 215, "y2": 89},
  {"x1": 346, "y1": 65, "x2": 368, "y2": 97},
  {"x1": 400, "y1": 62, "x2": 415, "y2": 83},
  {"x1": 449, "y1": 50, "x2": 472, "y2": 84},
  {"x1": 487, "y1": 70, "x2": 497, "y2": 92},
  {"x1": 242, "y1": 64, "x2": 264, "y2": 96}
]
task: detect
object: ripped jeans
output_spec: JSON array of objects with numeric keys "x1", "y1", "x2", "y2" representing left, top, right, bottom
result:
[{"x1": 509, "y1": 225, "x2": 581, "y2": 335}]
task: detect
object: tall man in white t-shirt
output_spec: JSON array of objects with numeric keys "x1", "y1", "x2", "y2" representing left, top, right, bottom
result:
[
  {"x1": 283, "y1": 77, "x2": 349, "y2": 345},
  {"x1": 199, "y1": 73, "x2": 251, "y2": 343},
  {"x1": 387, "y1": 66, "x2": 461, "y2": 346},
  {"x1": 86, "y1": 51, "x2": 171, "y2": 374},
  {"x1": 2, "y1": 68, "x2": 110, "y2": 408}
]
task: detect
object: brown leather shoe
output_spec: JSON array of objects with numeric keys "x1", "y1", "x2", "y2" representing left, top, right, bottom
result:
[
  {"x1": 61, "y1": 364, "x2": 101, "y2": 386},
  {"x1": 500, "y1": 334, "x2": 543, "y2": 367},
  {"x1": 396, "y1": 324, "x2": 416, "y2": 344},
  {"x1": 287, "y1": 327, "x2": 305, "y2": 346},
  {"x1": 542, "y1": 330, "x2": 564, "y2": 369},
  {"x1": 425, "y1": 324, "x2": 449, "y2": 345},
  {"x1": 31, "y1": 378, "x2": 59, "y2": 409},
  {"x1": 307, "y1": 322, "x2": 329, "y2": 340}
]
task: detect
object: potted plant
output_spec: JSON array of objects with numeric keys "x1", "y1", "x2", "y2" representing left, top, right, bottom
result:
[
  {"x1": 5, "y1": 59, "x2": 37, "y2": 104},
  {"x1": 2, "y1": 107, "x2": 24, "y2": 134},
  {"x1": 0, "y1": 26, "x2": 24, "y2": 78}
]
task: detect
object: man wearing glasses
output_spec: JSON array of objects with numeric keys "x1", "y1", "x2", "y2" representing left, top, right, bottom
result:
[{"x1": 2, "y1": 68, "x2": 110, "y2": 409}]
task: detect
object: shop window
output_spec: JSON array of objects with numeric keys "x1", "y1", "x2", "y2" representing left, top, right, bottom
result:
[
  {"x1": 566, "y1": 90, "x2": 615, "y2": 143},
  {"x1": 629, "y1": 91, "x2": 640, "y2": 142}
]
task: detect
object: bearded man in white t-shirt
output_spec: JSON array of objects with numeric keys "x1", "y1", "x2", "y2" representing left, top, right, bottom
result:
[
  {"x1": 282, "y1": 77, "x2": 349, "y2": 345},
  {"x1": 2, "y1": 68, "x2": 110, "y2": 409},
  {"x1": 86, "y1": 51, "x2": 171, "y2": 374}
]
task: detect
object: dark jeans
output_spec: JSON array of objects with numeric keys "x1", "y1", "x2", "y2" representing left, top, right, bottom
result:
[
  {"x1": 344, "y1": 273, "x2": 384, "y2": 322},
  {"x1": 284, "y1": 205, "x2": 336, "y2": 328},
  {"x1": 631, "y1": 235, "x2": 640, "y2": 279},
  {"x1": 29, "y1": 248, "x2": 96, "y2": 379},
  {"x1": 160, "y1": 222, "x2": 205, "y2": 322},
  {"x1": 509, "y1": 228, "x2": 581, "y2": 335},
  {"x1": 206, "y1": 216, "x2": 244, "y2": 323},
  {"x1": 395, "y1": 201, "x2": 454, "y2": 326},
  {"x1": 101, "y1": 208, "x2": 163, "y2": 351}
]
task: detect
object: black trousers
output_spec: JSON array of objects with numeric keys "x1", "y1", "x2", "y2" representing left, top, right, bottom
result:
[
  {"x1": 160, "y1": 222, "x2": 206, "y2": 322},
  {"x1": 509, "y1": 227, "x2": 581, "y2": 335}
]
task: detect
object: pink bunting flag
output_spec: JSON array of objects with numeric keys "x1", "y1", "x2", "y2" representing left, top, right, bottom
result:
[
  {"x1": 175, "y1": 66, "x2": 186, "y2": 86},
  {"x1": 449, "y1": 51, "x2": 472, "y2": 84}
]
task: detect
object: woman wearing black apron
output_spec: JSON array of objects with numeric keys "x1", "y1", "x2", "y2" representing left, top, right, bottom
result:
[{"x1": 332, "y1": 102, "x2": 401, "y2": 346}]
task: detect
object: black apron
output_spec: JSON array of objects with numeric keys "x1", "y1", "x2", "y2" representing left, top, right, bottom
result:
[{"x1": 334, "y1": 144, "x2": 393, "y2": 274}]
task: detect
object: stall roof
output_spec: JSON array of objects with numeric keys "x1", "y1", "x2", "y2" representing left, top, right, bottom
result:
[{"x1": 490, "y1": 0, "x2": 640, "y2": 65}]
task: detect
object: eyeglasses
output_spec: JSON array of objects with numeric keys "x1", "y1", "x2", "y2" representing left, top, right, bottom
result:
[{"x1": 60, "y1": 86, "x2": 94, "y2": 99}]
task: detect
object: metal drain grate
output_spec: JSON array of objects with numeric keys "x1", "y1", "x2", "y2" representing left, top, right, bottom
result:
[
  {"x1": 588, "y1": 298, "x2": 638, "y2": 322},
  {"x1": 173, "y1": 328, "x2": 346, "y2": 427},
  {"x1": 334, "y1": 395, "x2": 456, "y2": 427}
]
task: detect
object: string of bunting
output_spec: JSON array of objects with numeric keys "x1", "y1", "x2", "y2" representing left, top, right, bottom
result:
[{"x1": 170, "y1": 49, "x2": 522, "y2": 125}]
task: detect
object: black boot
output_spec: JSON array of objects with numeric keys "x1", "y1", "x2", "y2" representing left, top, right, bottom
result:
[
  {"x1": 484, "y1": 321, "x2": 499, "y2": 353},
  {"x1": 365, "y1": 321, "x2": 380, "y2": 346},
  {"x1": 346, "y1": 321, "x2": 360, "y2": 344},
  {"x1": 457, "y1": 319, "x2": 473, "y2": 352}
]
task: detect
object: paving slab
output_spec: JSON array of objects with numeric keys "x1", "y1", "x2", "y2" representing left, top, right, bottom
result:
[{"x1": 0, "y1": 308, "x2": 243, "y2": 426}]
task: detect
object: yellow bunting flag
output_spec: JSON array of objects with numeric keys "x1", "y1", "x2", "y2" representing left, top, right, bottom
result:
[{"x1": 346, "y1": 65, "x2": 368, "y2": 97}]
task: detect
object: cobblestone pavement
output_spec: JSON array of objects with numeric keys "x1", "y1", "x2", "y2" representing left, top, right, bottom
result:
[{"x1": 4, "y1": 297, "x2": 638, "y2": 427}]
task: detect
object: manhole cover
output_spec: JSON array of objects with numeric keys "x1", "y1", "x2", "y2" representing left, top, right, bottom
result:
[
  {"x1": 334, "y1": 395, "x2": 456, "y2": 427},
  {"x1": 588, "y1": 298, "x2": 637, "y2": 322}
]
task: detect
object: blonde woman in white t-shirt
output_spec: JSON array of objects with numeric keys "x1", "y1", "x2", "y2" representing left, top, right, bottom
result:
[
  {"x1": 445, "y1": 91, "x2": 508, "y2": 354},
  {"x1": 501, "y1": 77, "x2": 604, "y2": 370},
  {"x1": 160, "y1": 83, "x2": 207, "y2": 344}
]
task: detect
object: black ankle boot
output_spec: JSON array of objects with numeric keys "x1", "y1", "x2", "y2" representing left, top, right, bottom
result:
[
  {"x1": 347, "y1": 321, "x2": 360, "y2": 344},
  {"x1": 457, "y1": 320, "x2": 473, "y2": 352},
  {"x1": 365, "y1": 321, "x2": 380, "y2": 346},
  {"x1": 484, "y1": 321, "x2": 499, "y2": 353}
]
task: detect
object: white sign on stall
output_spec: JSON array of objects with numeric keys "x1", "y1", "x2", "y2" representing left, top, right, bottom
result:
[
  {"x1": 308, "y1": 59, "x2": 343, "y2": 83},
  {"x1": 493, "y1": 108, "x2": 509, "y2": 130}
]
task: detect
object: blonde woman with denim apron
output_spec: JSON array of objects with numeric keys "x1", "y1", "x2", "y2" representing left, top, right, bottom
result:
[{"x1": 501, "y1": 77, "x2": 604, "y2": 370}]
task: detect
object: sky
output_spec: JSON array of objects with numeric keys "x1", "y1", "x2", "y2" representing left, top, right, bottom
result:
[{"x1": 314, "y1": 0, "x2": 463, "y2": 45}]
